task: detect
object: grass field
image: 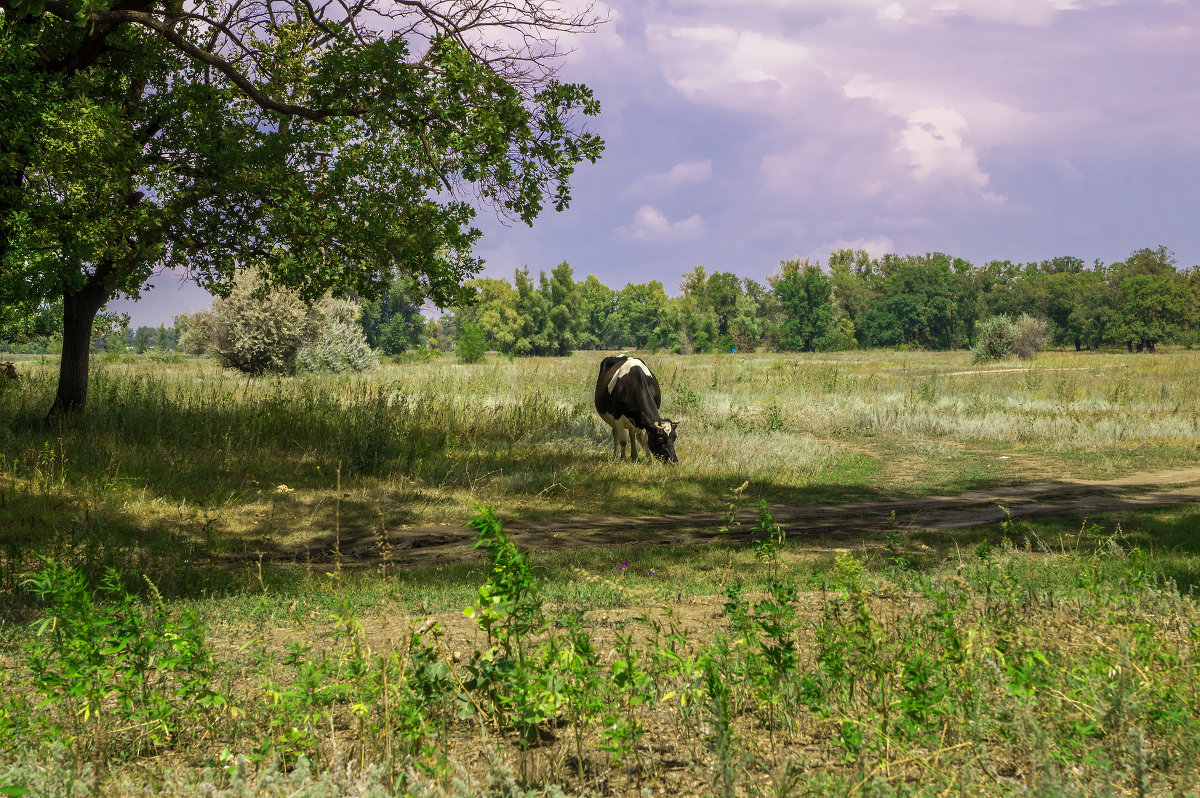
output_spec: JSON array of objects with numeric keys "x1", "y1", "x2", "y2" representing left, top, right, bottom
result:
[{"x1": 1, "y1": 348, "x2": 1199, "y2": 796}]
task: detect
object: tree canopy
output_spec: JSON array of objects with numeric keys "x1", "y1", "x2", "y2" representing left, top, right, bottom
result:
[
  {"x1": 0, "y1": 0, "x2": 604, "y2": 412},
  {"x1": 433, "y1": 246, "x2": 1198, "y2": 359}
]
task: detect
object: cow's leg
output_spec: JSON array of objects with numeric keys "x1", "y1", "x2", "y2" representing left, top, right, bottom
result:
[
  {"x1": 601, "y1": 413, "x2": 624, "y2": 459},
  {"x1": 613, "y1": 423, "x2": 630, "y2": 460},
  {"x1": 635, "y1": 428, "x2": 650, "y2": 463}
]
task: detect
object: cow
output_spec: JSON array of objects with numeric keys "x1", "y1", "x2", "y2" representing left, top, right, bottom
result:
[{"x1": 594, "y1": 355, "x2": 679, "y2": 463}]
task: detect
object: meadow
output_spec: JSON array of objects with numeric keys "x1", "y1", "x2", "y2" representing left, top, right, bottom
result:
[{"x1": 1, "y1": 348, "x2": 1199, "y2": 796}]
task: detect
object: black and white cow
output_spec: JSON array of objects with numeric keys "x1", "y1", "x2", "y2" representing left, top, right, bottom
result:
[{"x1": 594, "y1": 355, "x2": 679, "y2": 463}]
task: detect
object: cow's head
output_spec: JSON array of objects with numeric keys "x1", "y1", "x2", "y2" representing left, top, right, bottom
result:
[{"x1": 648, "y1": 420, "x2": 680, "y2": 464}]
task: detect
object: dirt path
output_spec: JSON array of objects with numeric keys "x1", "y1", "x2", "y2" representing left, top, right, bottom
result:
[{"x1": 264, "y1": 466, "x2": 1200, "y2": 569}]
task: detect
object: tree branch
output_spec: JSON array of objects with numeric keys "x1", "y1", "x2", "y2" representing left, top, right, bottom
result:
[{"x1": 92, "y1": 8, "x2": 363, "y2": 121}]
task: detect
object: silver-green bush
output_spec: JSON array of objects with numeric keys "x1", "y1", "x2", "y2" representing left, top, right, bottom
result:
[
  {"x1": 211, "y1": 269, "x2": 313, "y2": 374},
  {"x1": 973, "y1": 313, "x2": 1048, "y2": 363},
  {"x1": 972, "y1": 315, "x2": 1018, "y2": 363},
  {"x1": 296, "y1": 298, "x2": 378, "y2": 374},
  {"x1": 1013, "y1": 314, "x2": 1050, "y2": 360},
  {"x1": 207, "y1": 269, "x2": 376, "y2": 375},
  {"x1": 175, "y1": 310, "x2": 216, "y2": 356}
]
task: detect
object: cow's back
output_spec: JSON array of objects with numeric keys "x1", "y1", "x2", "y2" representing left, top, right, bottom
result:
[
  {"x1": 595, "y1": 356, "x2": 627, "y2": 416},
  {"x1": 595, "y1": 355, "x2": 661, "y2": 417}
]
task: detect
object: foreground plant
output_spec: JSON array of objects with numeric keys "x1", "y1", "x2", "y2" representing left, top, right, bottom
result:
[
  {"x1": 18, "y1": 562, "x2": 224, "y2": 758},
  {"x1": 2, "y1": 510, "x2": 1199, "y2": 796}
]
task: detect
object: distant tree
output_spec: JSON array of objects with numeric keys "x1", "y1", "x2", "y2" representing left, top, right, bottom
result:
[
  {"x1": 1039, "y1": 271, "x2": 1082, "y2": 350},
  {"x1": 828, "y1": 249, "x2": 879, "y2": 345},
  {"x1": 1183, "y1": 267, "x2": 1200, "y2": 346},
  {"x1": 576, "y1": 274, "x2": 617, "y2": 349},
  {"x1": 773, "y1": 258, "x2": 835, "y2": 352},
  {"x1": 453, "y1": 278, "x2": 521, "y2": 354},
  {"x1": 729, "y1": 290, "x2": 763, "y2": 352},
  {"x1": 133, "y1": 327, "x2": 155, "y2": 353},
  {"x1": 511, "y1": 267, "x2": 550, "y2": 356},
  {"x1": 1110, "y1": 247, "x2": 1187, "y2": 352},
  {"x1": 359, "y1": 276, "x2": 427, "y2": 356},
  {"x1": 540, "y1": 262, "x2": 580, "y2": 356},
  {"x1": 861, "y1": 253, "x2": 955, "y2": 348},
  {"x1": 154, "y1": 323, "x2": 176, "y2": 351},
  {"x1": 457, "y1": 322, "x2": 488, "y2": 363},
  {"x1": 423, "y1": 316, "x2": 455, "y2": 353},
  {"x1": 705, "y1": 271, "x2": 742, "y2": 339},
  {"x1": 608, "y1": 281, "x2": 670, "y2": 350}
]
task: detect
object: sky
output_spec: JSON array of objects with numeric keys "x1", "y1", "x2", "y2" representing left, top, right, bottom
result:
[{"x1": 113, "y1": 0, "x2": 1200, "y2": 327}]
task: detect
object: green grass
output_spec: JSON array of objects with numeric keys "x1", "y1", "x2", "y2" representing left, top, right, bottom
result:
[
  {"x1": 2, "y1": 348, "x2": 1200, "y2": 795},
  {"x1": 2, "y1": 508, "x2": 1199, "y2": 796}
]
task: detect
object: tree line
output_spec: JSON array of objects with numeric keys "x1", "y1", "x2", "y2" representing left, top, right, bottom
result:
[
  {"x1": 5, "y1": 245, "x2": 1196, "y2": 363},
  {"x1": 432, "y1": 245, "x2": 1199, "y2": 356}
]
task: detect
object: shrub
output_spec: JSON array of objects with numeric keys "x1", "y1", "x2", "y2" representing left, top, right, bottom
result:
[
  {"x1": 296, "y1": 299, "x2": 379, "y2": 373},
  {"x1": 175, "y1": 310, "x2": 216, "y2": 356},
  {"x1": 208, "y1": 269, "x2": 377, "y2": 375},
  {"x1": 972, "y1": 315, "x2": 1018, "y2": 363},
  {"x1": 457, "y1": 322, "x2": 487, "y2": 363},
  {"x1": 973, "y1": 313, "x2": 1050, "y2": 363},
  {"x1": 1013, "y1": 314, "x2": 1049, "y2": 359},
  {"x1": 211, "y1": 269, "x2": 314, "y2": 374}
]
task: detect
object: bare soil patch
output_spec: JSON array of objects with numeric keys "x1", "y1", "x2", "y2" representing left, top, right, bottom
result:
[{"x1": 256, "y1": 467, "x2": 1200, "y2": 570}]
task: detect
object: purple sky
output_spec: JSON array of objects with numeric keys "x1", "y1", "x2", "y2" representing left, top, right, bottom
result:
[{"x1": 114, "y1": 0, "x2": 1200, "y2": 327}]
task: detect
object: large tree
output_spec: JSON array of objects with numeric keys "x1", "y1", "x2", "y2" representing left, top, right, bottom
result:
[
  {"x1": 861, "y1": 253, "x2": 955, "y2": 349},
  {"x1": 772, "y1": 258, "x2": 834, "y2": 352},
  {"x1": 1, "y1": 0, "x2": 603, "y2": 413}
]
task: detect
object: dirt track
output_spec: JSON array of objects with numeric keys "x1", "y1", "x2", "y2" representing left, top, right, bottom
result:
[{"x1": 265, "y1": 466, "x2": 1200, "y2": 569}]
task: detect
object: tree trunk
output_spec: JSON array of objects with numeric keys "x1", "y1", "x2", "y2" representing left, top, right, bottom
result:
[{"x1": 48, "y1": 289, "x2": 107, "y2": 416}]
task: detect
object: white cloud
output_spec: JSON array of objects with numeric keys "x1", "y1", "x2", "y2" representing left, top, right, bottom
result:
[
  {"x1": 877, "y1": 3, "x2": 907, "y2": 21},
  {"x1": 898, "y1": 107, "x2": 1005, "y2": 201},
  {"x1": 645, "y1": 24, "x2": 815, "y2": 111},
  {"x1": 926, "y1": 0, "x2": 1084, "y2": 27},
  {"x1": 624, "y1": 159, "x2": 713, "y2": 195},
  {"x1": 615, "y1": 205, "x2": 704, "y2": 242}
]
